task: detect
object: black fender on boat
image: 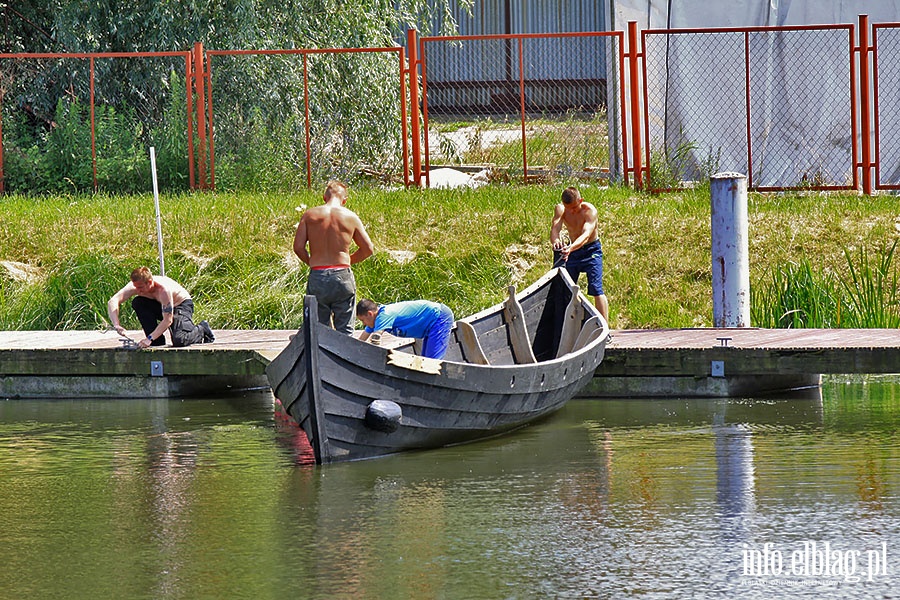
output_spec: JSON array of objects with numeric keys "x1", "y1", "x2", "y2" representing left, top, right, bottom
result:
[{"x1": 365, "y1": 400, "x2": 403, "y2": 433}]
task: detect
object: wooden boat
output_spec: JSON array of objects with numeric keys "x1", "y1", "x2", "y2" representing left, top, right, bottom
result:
[{"x1": 266, "y1": 267, "x2": 609, "y2": 464}]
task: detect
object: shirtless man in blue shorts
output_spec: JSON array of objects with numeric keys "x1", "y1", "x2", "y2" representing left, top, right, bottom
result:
[{"x1": 549, "y1": 186, "x2": 609, "y2": 322}]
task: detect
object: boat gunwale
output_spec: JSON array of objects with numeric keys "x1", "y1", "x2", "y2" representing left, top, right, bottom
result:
[{"x1": 340, "y1": 267, "x2": 611, "y2": 372}]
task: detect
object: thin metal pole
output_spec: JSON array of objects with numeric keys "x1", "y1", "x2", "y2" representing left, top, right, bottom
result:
[{"x1": 150, "y1": 147, "x2": 166, "y2": 277}]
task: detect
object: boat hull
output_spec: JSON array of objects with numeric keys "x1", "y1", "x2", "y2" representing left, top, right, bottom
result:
[{"x1": 267, "y1": 268, "x2": 608, "y2": 464}]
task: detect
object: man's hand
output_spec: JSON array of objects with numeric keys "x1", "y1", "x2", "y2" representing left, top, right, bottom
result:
[
  {"x1": 138, "y1": 337, "x2": 153, "y2": 349},
  {"x1": 553, "y1": 240, "x2": 571, "y2": 260},
  {"x1": 114, "y1": 325, "x2": 126, "y2": 336}
]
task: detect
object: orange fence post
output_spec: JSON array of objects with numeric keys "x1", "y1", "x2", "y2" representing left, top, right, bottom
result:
[
  {"x1": 204, "y1": 52, "x2": 216, "y2": 190},
  {"x1": 0, "y1": 88, "x2": 4, "y2": 195},
  {"x1": 90, "y1": 57, "x2": 98, "y2": 192},
  {"x1": 518, "y1": 38, "x2": 528, "y2": 181},
  {"x1": 858, "y1": 14, "x2": 873, "y2": 195},
  {"x1": 186, "y1": 52, "x2": 196, "y2": 189},
  {"x1": 627, "y1": 21, "x2": 643, "y2": 190},
  {"x1": 407, "y1": 28, "x2": 422, "y2": 187},
  {"x1": 303, "y1": 53, "x2": 312, "y2": 189},
  {"x1": 399, "y1": 47, "x2": 410, "y2": 188},
  {"x1": 193, "y1": 42, "x2": 208, "y2": 189}
]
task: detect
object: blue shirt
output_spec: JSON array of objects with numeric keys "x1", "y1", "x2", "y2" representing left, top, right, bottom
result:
[{"x1": 365, "y1": 300, "x2": 443, "y2": 339}]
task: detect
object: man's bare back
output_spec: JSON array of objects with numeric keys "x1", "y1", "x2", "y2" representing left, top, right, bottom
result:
[
  {"x1": 136, "y1": 275, "x2": 191, "y2": 306},
  {"x1": 293, "y1": 185, "x2": 373, "y2": 268}
]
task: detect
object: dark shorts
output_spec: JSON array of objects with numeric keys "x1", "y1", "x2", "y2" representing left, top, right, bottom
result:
[
  {"x1": 556, "y1": 239, "x2": 604, "y2": 296},
  {"x1": 131, "y1": 297, "x2": 204, "y2": 347},
  {"x1": 306, "y1": 267, "x2": 356, "y2": 334}
]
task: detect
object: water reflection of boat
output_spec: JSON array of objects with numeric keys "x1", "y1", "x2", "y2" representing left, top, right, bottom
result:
[{"x1": 266, "y1": 268, "x2": 609, "y2": 464}]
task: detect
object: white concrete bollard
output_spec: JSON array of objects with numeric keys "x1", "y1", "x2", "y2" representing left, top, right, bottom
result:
[{"x1": 710, "y1": 172, "x2": 750, "y2": 328}]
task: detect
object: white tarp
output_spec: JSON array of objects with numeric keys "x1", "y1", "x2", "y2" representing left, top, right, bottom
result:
[
  {"x1": 605, "y1": 0, "x2": 900, "y2": 188},
  {"x1": 610, "y1": 1, "x2": 900, "y2": 31}
]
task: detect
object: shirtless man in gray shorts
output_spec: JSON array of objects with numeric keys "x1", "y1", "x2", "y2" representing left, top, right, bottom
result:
[{"x1": 293, "y1": 181, "x2": 374, "y2": 334}]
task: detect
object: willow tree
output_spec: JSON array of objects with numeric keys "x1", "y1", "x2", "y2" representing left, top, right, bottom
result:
[{"x1": 1, "y1": 1, "x2": 468, "y2": 191}]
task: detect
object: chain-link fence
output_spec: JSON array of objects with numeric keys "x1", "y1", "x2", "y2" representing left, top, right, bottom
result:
[
  {"x1": 206, "y1": 47, "x2": 407, "y2": 192},
  {"x1": 0, "y1": 52, "x2": 190, "y2": 194},
  {"x1": 641, "y1": 25, "x2": 855, "y2": 191},
  {"x1": 419, "y1": 32, "x2": 624, "y2": 184},
  {"x1": 873, "y1": 23, "x2": 900, "y2": 190},
  {"x1": 8, "y1": 17, "x2": 900, "y2": 195}
]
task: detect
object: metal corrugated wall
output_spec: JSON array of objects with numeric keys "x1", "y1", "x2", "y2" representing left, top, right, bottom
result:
[{"x1": 424, "y1": 0, "x2": 609, "y2": 113}]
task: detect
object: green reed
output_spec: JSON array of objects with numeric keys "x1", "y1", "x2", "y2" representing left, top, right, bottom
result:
[{"x1": 752, "y1": 240, "x2": 900, "y2": 328}]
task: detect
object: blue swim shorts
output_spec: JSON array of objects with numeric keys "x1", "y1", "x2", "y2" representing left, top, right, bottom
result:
[{"x1": 562, "y1": 239, "x2": 604, "y2": 296}]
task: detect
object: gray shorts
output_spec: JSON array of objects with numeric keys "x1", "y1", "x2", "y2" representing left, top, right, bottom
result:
[{"x1": 306, "y1": 267, "x2": 356, "y2": 334}]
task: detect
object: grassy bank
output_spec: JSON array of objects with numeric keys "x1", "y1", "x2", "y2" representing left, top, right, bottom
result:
[{"x1": 0, "y1": 185, "x2": 898, "y2": 331}]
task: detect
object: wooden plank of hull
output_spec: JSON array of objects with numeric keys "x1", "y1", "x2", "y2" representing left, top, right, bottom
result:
[
  {"x1": 315, "y1": 329, "x2": 603, "y2": 400},
  {"x1": 571, "y1": 316, "x2": 604, "y2": 353},
  {"x1": 458, "y1": 278, "x2": 554, "y2": 365},
  {"x1": 454, "y1": 320, "x2": 490, "y2": 365},
  {"x1": 288, "y1": 372, "x2": 594, "y2": 462},
  {"x1": 302, "y1": 298, "x2": 332, "y2": 463},
  {"x1": 556, "y1": 280, "x2": 586, "y2": 358},
  {"x1": 266, "y1": 332, "x2": 310, "y2": 425}
]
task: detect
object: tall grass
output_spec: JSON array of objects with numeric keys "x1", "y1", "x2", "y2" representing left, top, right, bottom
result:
[
  {"x1": 1, "y1": 185, "x2": 898, "y2": 330},
  {"x1": 751, "y1": 240, "x2": 900, "y2": 328}
]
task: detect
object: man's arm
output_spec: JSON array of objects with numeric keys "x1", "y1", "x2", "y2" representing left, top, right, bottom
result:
[
  {"x1": 349, "y1": 216, "x2": 374, "y2": 265},
  {"x1": 550, "y1": 204, "x2": 566, "y2": 250},
  {"x1": 292, "y1": 217, "x2": 310, "y2": 265},
  {"x1": 107, "y1": 284, "x2": 135, "y2": 334}
]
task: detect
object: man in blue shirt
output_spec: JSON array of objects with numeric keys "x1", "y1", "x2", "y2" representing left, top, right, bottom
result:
[{"x1": 356, "y1": 298, "x2": 455, "y2": 360}]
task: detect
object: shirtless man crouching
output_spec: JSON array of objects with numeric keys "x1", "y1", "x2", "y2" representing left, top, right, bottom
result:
[
  {"x1": 293, "y1": 180, "x2": 374, "y2": 334},
  {"x1": 108, "y1": 267, "x2": 214, "y2": 348}
]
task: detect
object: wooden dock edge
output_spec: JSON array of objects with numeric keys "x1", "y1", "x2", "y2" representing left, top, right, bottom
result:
[
  {"x1": 1, "y1": 328, "x2": 898, "y2": 400},
  {"x1": 579, "y1": 373, "x2": 823, "y2": 399}
]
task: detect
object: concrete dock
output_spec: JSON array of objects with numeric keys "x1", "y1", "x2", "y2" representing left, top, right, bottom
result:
[{"x1": 1, "y1": 328, "x2": 898, "y2": 399}]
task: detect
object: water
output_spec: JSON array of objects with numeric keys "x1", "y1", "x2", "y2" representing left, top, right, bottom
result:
[{"x1": 0, "y1": 378, "x2": 897, "y2": 599}]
